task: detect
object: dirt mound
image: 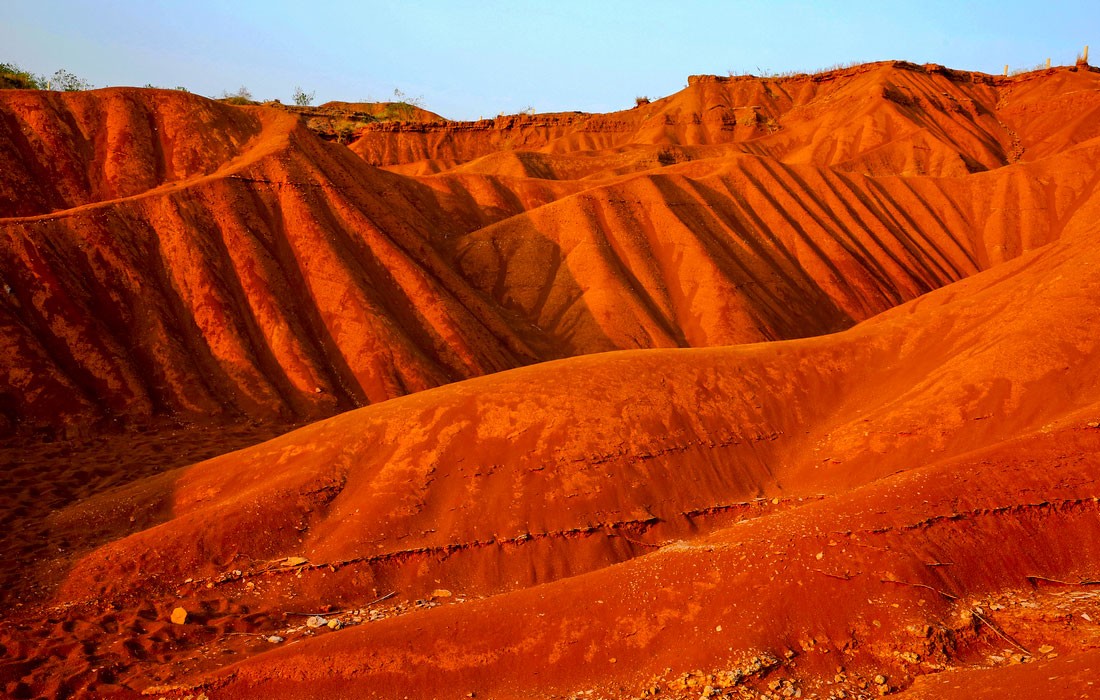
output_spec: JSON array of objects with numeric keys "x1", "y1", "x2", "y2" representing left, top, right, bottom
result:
[{"x1": 318, "y1": 100, "x2": 446, "y2": 123}]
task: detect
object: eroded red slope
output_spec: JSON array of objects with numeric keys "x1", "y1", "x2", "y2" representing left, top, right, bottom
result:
[
  {"x1": 0, "y1": 88, "x2": 263, "y2": 217},
  {"x1": 4, "y1": 61, "x2": 1100, "y2": 699},
  {"x1": 4, "y1": 64, "x2": 1098, "y2": 436},
  {"x1": 15, "y1": 188, "x2": 1099, "y2": 698},
  {"x1": 0, "y1": 90, "x2": 545, "y2": 435}
]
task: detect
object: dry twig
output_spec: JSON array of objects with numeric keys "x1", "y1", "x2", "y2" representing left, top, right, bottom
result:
[
  {"x1": 880, "y1": 578, "x2": 958, "y2": 600},
  {"x1": 286, "y1": 591, "x2": 397, "y2": 617},
  {"x1": 970, "y1": 608, "x2": 1031, "y2": 655},
  {"x1": 1026, "y1": 574, "x2": 1100, "y2": 586},
  {"x1": 813, "y1": 569, "x2": 857, "y2": 581}
]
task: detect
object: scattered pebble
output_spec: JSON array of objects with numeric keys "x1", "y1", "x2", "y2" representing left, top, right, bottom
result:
[
  {"x1": 170, "y1": 607, "x2": 188, "y2": 625},
  {"x1": 266, "y1": 635, "x2": 284, "y2": 643}
]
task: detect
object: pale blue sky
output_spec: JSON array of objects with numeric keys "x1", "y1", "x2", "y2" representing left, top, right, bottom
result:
[{"x1": 3, "y1": 1, "x2": 1097, "y2": 119}]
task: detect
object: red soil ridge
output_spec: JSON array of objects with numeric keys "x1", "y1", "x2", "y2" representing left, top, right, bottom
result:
[{"x1": 2, "y1": 60, "x2": 1100, "y2": 698}]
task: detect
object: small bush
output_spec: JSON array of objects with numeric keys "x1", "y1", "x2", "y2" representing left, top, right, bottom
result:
[
  {"x1": 0, "y1": 61, "x2": 46, "y2": 89},
  {"x1": 1, "y1": 63, "x2": 93, "y2": 91},
  {"x1": 50, "y1": 69, "x2": 93, "y2": 91},
  {"x1": 381, "y1": 88, "x2": 425, "y2": 121},
  {"x1": 334, "y1": 120, "x2": 359, "y2": 144},
  {"x1": 221, "y1": 86, "x2": 255, "y2": 105},
  {"x1": 635, "y1": 96, "x2": 651, "y2": 107},
  {"x1": 293, "y1": 86, "x2": 315, "y2": 106}
]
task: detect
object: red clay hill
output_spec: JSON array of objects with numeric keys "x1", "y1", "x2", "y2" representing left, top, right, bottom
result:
[{"x1": 2, "y1": 59, "x2": 1100, "y2": 699}]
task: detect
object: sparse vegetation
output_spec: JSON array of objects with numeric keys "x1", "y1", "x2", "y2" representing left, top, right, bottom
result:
[
  {"x1": 1, "y1": 63, "x2": 93, "y2": 91},
  {"x1": 334, "y1": 120, "x2": 360, "y2": 144},
  {"x1": 0, "y1": 61, "x2": 45, "y2": 89},
  {"x1": 221, "y1": 86, "x2": 255, "y2": 105},
  {"x1": 635, "y1": 96, "x2": 651, "y2": 107},
  {"x1": 382, "y1": 88, "x2": 424, "y2": 121},
  {"x1": 725, "y1": 60, "x2": 863, "y2": 80},
  {"x1": 293, "y1": 86, "x2": 315, "y2": 106},
  {"x1": 1009, "y1": 62, "x2": 1051, "y2": 77},
  {"x1": 49, "y1": 69, "x2": 93, "y2": 91}
]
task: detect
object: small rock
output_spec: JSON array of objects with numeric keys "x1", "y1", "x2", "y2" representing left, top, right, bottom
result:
[
  {"x1": 1086, "y1": 421, "x2": 1099, "y2": 429},
  {"x1": 431, "y1": 588, "x2": 453, "y2": 598},
  {"x1": 873, "y1": 675, "x2": 886, "y2": 685},
  {"x1": 266, "y1": 635, "x2": 284, "y2": 643},
  {"x1": 1038, "y1": 644, "x2": 1055, "y2": 654},
  {"x1": 327, "y1": 618, "x2": 342, "y2": 630},
  {"x1": 170, "y1": 607, "x2": 188, "y2": 625},
  {"x1": 306, "y1": 615, "x2": 327, "y2": 628}
]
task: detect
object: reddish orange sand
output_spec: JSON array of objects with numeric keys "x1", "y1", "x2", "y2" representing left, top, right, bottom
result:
[{"x1": 2, "y1": 60, "x2": 1100, "y2": 698}]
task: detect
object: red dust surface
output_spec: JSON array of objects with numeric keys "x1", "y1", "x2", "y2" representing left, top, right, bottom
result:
[{"x1": 2, "y1": 60, "x2": 1100, "y2": 699}]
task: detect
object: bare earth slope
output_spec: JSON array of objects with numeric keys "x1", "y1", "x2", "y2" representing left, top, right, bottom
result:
[
  {"x1": 4, "y1": 62, "x2": 1100, "y2": 435},
  {"x1": 0, "y1": 89, "x2": 542, "y2": 435},
  {"x1": 2, "y1": 60, "x2": 1100, "y2": 699},
  {"x1": 17, "y1": 173, "x2": 1100, "y2": 699}
]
